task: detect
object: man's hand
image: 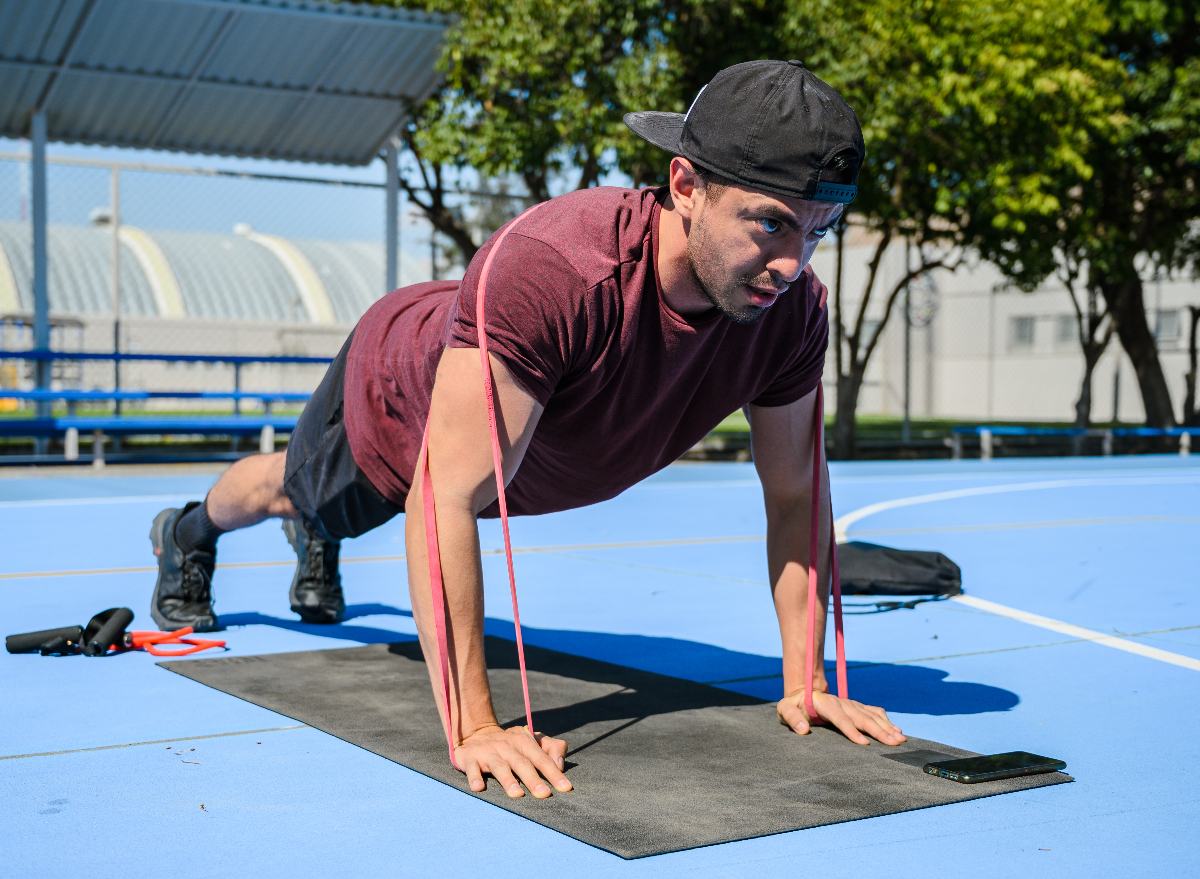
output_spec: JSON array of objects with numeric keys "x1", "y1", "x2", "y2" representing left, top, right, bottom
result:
[
  {"x1": 455, "y1": 724, "x2": 573, "y2": 798},
  {"x1": 778, "y1": 690, "x2": 906, "y2": 746}
]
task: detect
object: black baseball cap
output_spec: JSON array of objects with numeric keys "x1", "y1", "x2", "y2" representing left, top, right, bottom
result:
[{"x1": 624, "y1": 60, "x2": 864, "y2": 204}]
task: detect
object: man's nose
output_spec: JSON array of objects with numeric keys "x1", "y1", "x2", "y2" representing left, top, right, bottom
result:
[{"x1": 767, "y1": 249, "x2": 804, "y2": 285}]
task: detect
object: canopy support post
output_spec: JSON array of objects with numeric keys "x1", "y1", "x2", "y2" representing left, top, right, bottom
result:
[
  {"x1": 385, "y1": 135, "x2": 399, "y2": 294},
  {"x1": 31, "y1": 111, "x2": 51, "y2": 454}
]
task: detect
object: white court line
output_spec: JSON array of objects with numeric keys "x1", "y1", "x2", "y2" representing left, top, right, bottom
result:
[
  {"x1": 951, "y1": 595, "x2": 1200, "y2": 672},
  {"x1": 0, "y1": 494, "x2": 193, "y2": 509},
  {"x1": 833, "y1": 474, "x2": 1200, "y2": 540},
  {"x1": 836, "y1": 477, "x2": 1200, "y2": 672},
  {"x1": 848, "y1": 515, "x2": 1200, "y2": 537}
]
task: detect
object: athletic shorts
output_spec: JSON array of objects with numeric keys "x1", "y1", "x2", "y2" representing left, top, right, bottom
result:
[{"x1": 283, "y1": 331, "x2": 404, "y2": 542}]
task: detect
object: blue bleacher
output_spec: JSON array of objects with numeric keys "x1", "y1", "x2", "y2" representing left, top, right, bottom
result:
[{"x1": 0, "y1": 350, "x2": 328, "y2": 459}]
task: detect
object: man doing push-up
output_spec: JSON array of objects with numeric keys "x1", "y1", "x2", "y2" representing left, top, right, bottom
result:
[{"x1": 148, "y1": 60, "x2": 906, "y2": 799}]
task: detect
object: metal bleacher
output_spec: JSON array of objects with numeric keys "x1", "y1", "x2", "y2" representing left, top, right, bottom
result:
[
  {"x1": 951, "y1": 424, "x2": 1198, "y2": 460},
  {"x1": 0, "y1": 349, "x2": 331, "y2": 465}
]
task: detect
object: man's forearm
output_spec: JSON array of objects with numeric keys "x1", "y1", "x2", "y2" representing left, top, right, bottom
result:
[
  {"x1": 766, "y1": 468, "x2": 832, "y2": 697},
  {"x1": 405, "y1": 478, "x2": 498, "y2": 745}
]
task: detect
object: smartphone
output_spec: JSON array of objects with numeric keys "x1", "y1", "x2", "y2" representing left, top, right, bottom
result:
[{"x1": 923, "y1": 751, "x2": 1066, "y2": 784}]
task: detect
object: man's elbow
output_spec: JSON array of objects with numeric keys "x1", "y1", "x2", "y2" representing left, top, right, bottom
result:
[{"x1": 762, "y1": 489, "x2": 812, "y2": 522}]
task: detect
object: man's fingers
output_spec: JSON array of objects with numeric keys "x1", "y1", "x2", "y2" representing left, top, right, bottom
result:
[
  {"x1": 464, "y1": 760, "x2": 487, "y2": 792},
  {"x1": 490, "y1": 762, "x2": 525, "y2": 798},
  {"x1": 778, "y1": 702, "x2": 812, "y2": 735},
  {"x1": 536, "y1": 731, "x2": 569, "y2": 771},
  {"x1": 823, "y1": 701, "x2": 873, "y2": 745},
  {"x1": 519, "y1": 732, "x2": 571, "y2": 792},
  {"x1": 457, "y1": 728, "x2": 573, "y2": 798},
  {"x1": 508, "y1": 750, "x2": 555, "y2": 799},
  {"x1": 835, "y1": 700, "x2": 907, "y2": 745},
  {"x1": 859, "y1": 701, "x2": 901, "y2": 731}
]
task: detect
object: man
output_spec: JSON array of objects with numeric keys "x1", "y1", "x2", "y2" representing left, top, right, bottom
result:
[{"x1": 149, "y1": 60, "x2": 906, "y2": 799}]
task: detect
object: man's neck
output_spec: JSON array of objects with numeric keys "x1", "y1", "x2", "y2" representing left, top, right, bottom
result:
[{"x1": 656, "y1": 195, "x2": 716, "y2": 318}]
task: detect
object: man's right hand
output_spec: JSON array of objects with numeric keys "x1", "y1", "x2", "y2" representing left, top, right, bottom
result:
[{"x1": 456, "y1": 724, "x2": 573, "y2": 798}]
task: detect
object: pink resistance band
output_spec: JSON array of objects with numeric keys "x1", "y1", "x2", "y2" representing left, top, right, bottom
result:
[
  {"x1": 804, "y1": 381, "x2": 849, "y2": 721},
  {"x1": 420, "y1": 202, "x2": 847, "y2": 771},
  {"x1": 419, "y1": 203, "x2": 545, "y2": 769}
]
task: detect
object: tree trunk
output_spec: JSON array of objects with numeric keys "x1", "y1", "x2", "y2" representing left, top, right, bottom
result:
[
  {"x1": 1098, "y1": 260, "x2": 1177, "y2": 427},
  {"x1": 833, "y1": 369, "x2": 864, "y2": 460},
  {"x1": 1184, "y1": 306, "x2": 1199, "y2": 426},
  {"x1": 1073, "y1": 346, "x2": 1104, "y2": 429}
]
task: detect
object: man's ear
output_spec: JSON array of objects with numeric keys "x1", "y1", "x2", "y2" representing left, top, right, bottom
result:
[{"x1": 668, "y1": 157, "x2": 702, "y2": 220}]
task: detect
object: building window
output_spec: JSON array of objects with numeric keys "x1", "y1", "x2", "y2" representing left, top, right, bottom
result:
[
  {"x1": 1154, "y1": 309, "x2": 1180, "y2": 344},
  {"x1": 1009, "y1": 316, "x2": 1035, "y2": 350},
  {"x1": 1055, "y1": 314, "x2": 1077, "y2": 345}
]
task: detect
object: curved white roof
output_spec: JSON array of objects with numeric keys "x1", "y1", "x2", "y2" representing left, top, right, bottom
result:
[{"x1": 0, "y1": 219, "x2": 421, "y2": 324}]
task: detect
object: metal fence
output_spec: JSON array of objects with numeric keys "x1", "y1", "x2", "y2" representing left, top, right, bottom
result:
[
  {"x1": 0, "y1": 150, "x2": 521, "y2": 414},
  {"x1": 1, "y1": 149, "x2": 1197, "y2": 443}
]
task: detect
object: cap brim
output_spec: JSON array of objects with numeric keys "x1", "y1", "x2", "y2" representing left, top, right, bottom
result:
[{"x1": 623, "y1": 111, "x2": 686, "y2": 154}]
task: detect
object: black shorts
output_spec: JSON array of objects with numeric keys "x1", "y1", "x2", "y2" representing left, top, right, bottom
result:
[{"x1": 283, "y1": 331, "x2": 403, "y2": 542}]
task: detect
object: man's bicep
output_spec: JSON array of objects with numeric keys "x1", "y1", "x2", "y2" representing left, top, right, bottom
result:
[
  {"x1": 747, "y1": 387, "x2": 819, "y2": 507},
  {"x1": 425, "y1": 346, "x2": 544, "y2": 514}
]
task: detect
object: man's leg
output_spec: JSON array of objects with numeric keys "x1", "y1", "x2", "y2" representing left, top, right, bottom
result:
[
  {"x1": 149, "y1": 452, "x2": 298, "y2": 633},
  {"x1": 205, "y1": 451, "x2": 297, "y2": 530}
]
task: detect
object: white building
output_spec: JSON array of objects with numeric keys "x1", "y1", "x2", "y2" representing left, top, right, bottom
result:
[{"x1": 809, "y1": 229, "x2": 1198, "y2": 424}]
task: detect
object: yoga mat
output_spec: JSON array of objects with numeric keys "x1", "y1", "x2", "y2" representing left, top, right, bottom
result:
[{"x1": 160, "y1": 638, "x2": 1071, "y2": 858}]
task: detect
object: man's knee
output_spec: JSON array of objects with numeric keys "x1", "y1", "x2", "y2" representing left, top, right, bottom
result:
[{"x1": 262, "y1": 451, "x2": 298, "y2": 518}]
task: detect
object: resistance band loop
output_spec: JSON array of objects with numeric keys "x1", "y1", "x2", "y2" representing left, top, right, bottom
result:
[
  {"x1": 420, "y1": 203, "x2": 545, "y2": 770},
  {"x1": 125, "y1": 627, "x2": 226, "y2": 657},
  {"x1": 421, "y1": 202, "x2": 844, "y2": 767},
  {"x1": 803, "y1": 382, "x2": 849, "y2": 722}
]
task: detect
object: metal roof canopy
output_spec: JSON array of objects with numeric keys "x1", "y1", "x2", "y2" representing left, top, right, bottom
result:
[
  {"x1": 1, "y1": 0, "x2": 450, "y2": 165},
  {"x1": 1, "y1": 0, "x2": 449, "y2": 421}
]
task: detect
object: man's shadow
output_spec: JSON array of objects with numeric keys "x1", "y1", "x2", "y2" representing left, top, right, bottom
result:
[{"x1": 220, "y1": 603, "x2": 1019, "y2": 718}]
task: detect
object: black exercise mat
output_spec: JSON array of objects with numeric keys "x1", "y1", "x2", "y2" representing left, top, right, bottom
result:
[{"x1": 160, "y1": 638, "x2": 1071, "y2": 858}]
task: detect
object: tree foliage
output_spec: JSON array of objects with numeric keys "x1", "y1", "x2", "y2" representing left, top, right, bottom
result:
[
  {"x1": 380, "y1": 0, "x2": 1198, "y2": 435},
  {"x1": 387, "y1": 0, "x2": 783, "y2": 261},
  {"x1": 978, "y1": 0, "x2": 1200, "y2": 427},
  {"x1": 782, "y1": 0, "x2": 1123, "y2": 454}
]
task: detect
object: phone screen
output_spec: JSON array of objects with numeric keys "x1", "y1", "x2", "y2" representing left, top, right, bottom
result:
[{"x1": 921, "y1": 749, "x2": 1065, "y2": 782}]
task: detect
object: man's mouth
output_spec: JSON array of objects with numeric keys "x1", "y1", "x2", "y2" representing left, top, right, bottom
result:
[{"x1": 743, "y1": 284, "x2": 784, "y2": 307}]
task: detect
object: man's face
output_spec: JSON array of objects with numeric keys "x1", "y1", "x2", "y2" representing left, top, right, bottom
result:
[{"x1": 685, "y1": 182, "x2": 842, "y2": 325}]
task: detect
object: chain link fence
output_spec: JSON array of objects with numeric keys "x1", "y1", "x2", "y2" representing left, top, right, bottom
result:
[
  {"x1": 1, "y1": 150, "x2": 1195, "y2": 458},
  {"x1": 0, "y1": 150, "x2": 523, "y2": 417}
]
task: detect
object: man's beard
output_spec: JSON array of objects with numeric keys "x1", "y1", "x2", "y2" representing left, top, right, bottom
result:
[{"x1": 685, "y1": 211, "x2": 770, "y2": 326}]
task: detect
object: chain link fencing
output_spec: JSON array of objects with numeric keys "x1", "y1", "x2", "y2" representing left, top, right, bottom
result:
[
  {"x1": 0, "y1": 150, "x2": 1195, "y2": 458},
  {"x1": 0, "y1": 151, "x2": 524, "y2": 418}
]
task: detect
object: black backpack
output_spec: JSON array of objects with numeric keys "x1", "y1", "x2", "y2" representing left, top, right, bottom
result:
[{"x1": 837, "y1": 542, "x2": 962, "y2": 613}]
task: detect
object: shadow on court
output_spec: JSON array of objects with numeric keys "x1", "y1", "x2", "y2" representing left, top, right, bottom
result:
[{"x1": 218, "y1": 603, "x2": 1019, "y2": 717}]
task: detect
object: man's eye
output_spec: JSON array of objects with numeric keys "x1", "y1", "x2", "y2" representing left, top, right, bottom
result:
[
  {"x1": 757, "y1": 218, "x2": 782, "y2": 234},
  {"x1": 812, "y1": 224, "x2": 832, "y2": 238}
]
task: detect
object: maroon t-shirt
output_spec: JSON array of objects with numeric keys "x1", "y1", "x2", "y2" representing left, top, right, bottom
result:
[{"x1": 344, "y1": 186, "x2": 828, "y2": 517}]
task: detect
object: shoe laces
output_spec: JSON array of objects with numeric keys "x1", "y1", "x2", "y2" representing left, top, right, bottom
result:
[
  {"x1": 300, "y1": 529, "x2": 340, "y2": 587},
  {"x1": 179, "y1": 553, "x2": 214, "y2": 605}
]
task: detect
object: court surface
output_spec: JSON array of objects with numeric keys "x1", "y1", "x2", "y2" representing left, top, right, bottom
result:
[{"x1": 2, "y1": 455, "x2": 1197, "y2": 877}]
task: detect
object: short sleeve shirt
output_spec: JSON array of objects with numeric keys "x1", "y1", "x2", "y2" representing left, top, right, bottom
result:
[{"x1": 344, "y1": 186, "x2": 828, "y2": 517}]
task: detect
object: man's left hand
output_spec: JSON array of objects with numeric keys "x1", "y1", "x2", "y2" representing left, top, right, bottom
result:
[{"x1": 777, "y1": 689, "x2": 906, "y2": 746}]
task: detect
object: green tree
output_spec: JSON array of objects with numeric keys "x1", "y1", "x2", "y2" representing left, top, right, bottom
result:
[
  {"x1": 989, "y1": 0, "x2": 1200, "y2": 427},
  {"x1": 781, "y1": 0, "x2": 1123, "y2": 456},
  {"x1": 389, "y1": 0, "x2": 784, "y2": 263}
]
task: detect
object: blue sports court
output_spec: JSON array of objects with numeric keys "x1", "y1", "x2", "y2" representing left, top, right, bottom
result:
[{"x1": 3, "y1": 454, "x2": 1196, "y2": 877}]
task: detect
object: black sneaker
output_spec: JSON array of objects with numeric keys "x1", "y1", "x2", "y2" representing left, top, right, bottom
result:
[
  {"x1": 282, "y1": 518, "x2": 345, "y2": 624},
  {"x1": 149, "y1": 503, "x2": 219, "y2": 632}
]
